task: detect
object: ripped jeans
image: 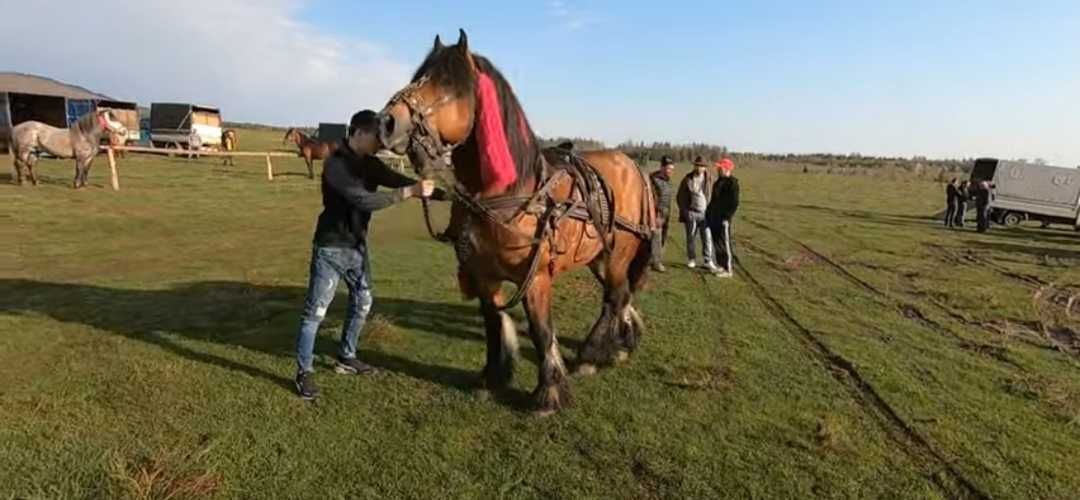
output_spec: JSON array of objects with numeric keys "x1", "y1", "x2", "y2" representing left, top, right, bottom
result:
[{"x1": 295, "y1": 245, "x2": 374, "y2": 374}]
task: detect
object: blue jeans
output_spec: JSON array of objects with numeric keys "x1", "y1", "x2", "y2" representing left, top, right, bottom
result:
[
  {"x1": 684, "y1": 217, "x2": 714, "y2": 265},
  {"x1": 295, "y1": 245, "x2": 374, "y2": 374}
]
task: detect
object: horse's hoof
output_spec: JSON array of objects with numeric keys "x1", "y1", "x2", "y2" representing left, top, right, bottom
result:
[{"x1": 574, "y1": 363, "x2": 598, "y2": 377}]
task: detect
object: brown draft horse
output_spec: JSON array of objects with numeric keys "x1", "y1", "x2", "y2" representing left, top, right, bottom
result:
[
  {"x1": 221, "y1": 129, "x2": 239, "y2": 166},
  {"x1": 282, "y1": 128, "x2": 339, "y2": 179},
  {"x1": 378, "y1": 30, "x2": 656, "y2": 415}
]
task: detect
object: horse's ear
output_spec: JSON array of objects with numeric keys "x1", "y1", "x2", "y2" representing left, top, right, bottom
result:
[
  {"x1": 433, "y1": 34, "x2": 444, "y2": 51},
  {"x1": 457, "y1": 29, "x2": 468, "y2": 53}
]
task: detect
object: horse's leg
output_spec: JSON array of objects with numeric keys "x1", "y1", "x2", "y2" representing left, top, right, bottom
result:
[
  {"x1": 72, "y1": 158, "x2": 82, "y2": 189},
  {"x1": 523, "y1": 272, "x2": 572, "y2": 415},
  {"x1": 12, "y1": 150, "x2": 24, "y2": 185},
  {"x1": 476, "y1": 282, "x2": 518, "y2": 391},
  {"x1": 25, "y1": 154, "x2": 39, "y2": 186},
  {"x1": 81, "y1": 157, "x2": 94, "y2": 188},
  {"x1": 577, "y1": 235, "x2": 646, "y2": 374},
  {"x1": 305, "y1": 150, "x2": 315, "y2": 179}
]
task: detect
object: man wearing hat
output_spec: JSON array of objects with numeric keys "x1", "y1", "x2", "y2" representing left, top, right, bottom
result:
[
  {"x1": 648, "y1": 156, "x2": 676, "y2": 272},
  {"x1": 676, "y1": 156, "x2": 717, "y2": 271},
  {"x1": 707, "y1": 157, "x2": 740, "y2": 277}
]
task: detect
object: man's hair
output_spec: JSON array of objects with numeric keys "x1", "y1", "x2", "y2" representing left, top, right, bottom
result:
[{"x1": 348, "y1": 110, "x2": 379, "y2": 136}]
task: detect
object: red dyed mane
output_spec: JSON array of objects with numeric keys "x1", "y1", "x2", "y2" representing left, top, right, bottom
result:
[{"x1": 474, "y1": 71, "x2": 518, "y2": 194}]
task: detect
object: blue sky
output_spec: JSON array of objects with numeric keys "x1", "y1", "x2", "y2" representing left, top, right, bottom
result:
[{"x1": 6, "y1": 1, "x2": 1079, "y2": 164}]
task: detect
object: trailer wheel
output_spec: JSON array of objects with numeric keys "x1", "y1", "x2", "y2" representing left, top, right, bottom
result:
[{"x1": 1002, "y1": 212, "x2": 1024, "y2": 227}]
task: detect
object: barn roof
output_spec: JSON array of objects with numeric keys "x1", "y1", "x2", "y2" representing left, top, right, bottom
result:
[{"x1": 0, "y1": 72, "x2": 111, "y2": 100}]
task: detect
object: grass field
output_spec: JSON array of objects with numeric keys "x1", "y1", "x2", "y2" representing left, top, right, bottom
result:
[{"x1": 2, "y1": 128, "x2": 1079, "y2": 499}]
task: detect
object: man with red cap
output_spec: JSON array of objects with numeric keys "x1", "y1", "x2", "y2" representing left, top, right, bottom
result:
[{"x1": 707, "y1": 157, "x2": 740, "y2": 278}]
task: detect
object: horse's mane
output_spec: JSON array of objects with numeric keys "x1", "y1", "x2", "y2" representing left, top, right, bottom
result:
[
  {"x1": 413, "y1": 45, "x2": 540, "y2": 193},
  {"x1": 73, "y1": 110, "x2": 101, "y2": 135}
]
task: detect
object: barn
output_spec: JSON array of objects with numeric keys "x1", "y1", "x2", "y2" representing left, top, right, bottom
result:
[{"x1": 0, "y1": 72, "x2": 139, "y2": 148}]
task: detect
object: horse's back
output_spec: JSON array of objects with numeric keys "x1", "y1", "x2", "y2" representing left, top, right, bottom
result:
[{"x1": 581, "y1": 149, "x2": 652, "y2": 225}]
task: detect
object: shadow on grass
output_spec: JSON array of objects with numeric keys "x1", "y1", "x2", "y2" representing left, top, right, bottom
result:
[{"x1": 0, "y1": 279, "x2": 540, "y2": 408}]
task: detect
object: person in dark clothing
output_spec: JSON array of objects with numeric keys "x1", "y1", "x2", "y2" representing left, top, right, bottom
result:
[
  {"x1": 944, "y1": 178, "x2": 960, "y2": 228},
  {"x1": 648, "y1": 156, "x2": 676, "y2": 272},
  {"x1": 973, "y1": 180, "x2": 994, "y2": 233},
  {"x1": 706, "y1": 158, "x2": 740, "y2": 277},
  {"x1": 294, "y1": 110, "x2": 443, "y2": 400},
  {"x1": 955, "y1": 180, "x2": 971, "y2": 227}
]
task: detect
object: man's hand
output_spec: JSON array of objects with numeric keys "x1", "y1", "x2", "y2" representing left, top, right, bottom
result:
[
  {"x1": 402, "y1": 179, "x2": 437, "y2": 199},
  {"x1": 418, "y1": 179, "x2": 436, "y2": 198}
]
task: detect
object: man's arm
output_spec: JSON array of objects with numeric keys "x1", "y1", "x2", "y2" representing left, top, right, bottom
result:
[
  {"x1": 367, "y1": 156, "x2": 420, "y2": 189},
  {"x1": 325, "y1": 157, "x2": 414, "y2": 211}
]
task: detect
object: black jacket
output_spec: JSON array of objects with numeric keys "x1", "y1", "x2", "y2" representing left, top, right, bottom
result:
[
  {"x1": 972, "y1": 187, "x2": 993, "y2": 208},
  {"x1": 313, "y1": 142, "x2": 417, "y2": 248},
  {"x1": 707, "y1": 176, "x2": 740, "y2": 222},
  {"x1": 946, "y1": 184, "x2": 962, "y2": 204},
  {"x1": 649, "y1": 171, "x2": 674, "y2": 217}
]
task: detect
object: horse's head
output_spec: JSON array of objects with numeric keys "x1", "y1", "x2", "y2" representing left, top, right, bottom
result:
[
  {"x1": 378, "y1": 30, "x2": 479, "y2": 177},
  {"x1": 282, "y1": 128, "x2": 296, "y2": 145},
  {"x1": 97, "y1": 110, "x2": 128, "y2": 138}
]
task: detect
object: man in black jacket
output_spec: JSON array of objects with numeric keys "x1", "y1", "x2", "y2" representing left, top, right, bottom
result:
[
  {"x1": 973, "y1": 180, "x2": 995, "y2": 233},
  {"x1": 648, "y1": 156, "x2": 675, "y2": 272},
  {"x1": 944, "y1": 178, "x2": 961, "y2": 228},
  {"x1": 706, "y1": 158, "x2": 740, "y2": 278},
  {"x1": 293, "y1": 110, "x2": 441, "y2": 400}
]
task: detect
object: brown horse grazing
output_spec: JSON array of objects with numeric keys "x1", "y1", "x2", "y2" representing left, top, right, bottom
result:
[
  {"x1": 221, "y1": 129, "x2": 239, "y2": 166},
  {"x1": 283, "y1": 128, "x2": 339, "y2": 179},
  {"x1": 378, "y1": 30, "x2": 656, "y2": 415}
]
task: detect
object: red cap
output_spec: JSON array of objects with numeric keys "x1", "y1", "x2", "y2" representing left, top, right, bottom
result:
[{"x1": 715, "y1": 158, "x2": 735, "y2": 173}]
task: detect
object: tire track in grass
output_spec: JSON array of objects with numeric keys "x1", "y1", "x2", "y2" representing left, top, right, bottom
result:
[
  {"x1": 742, "y1": 218, "x2": 1026, "y2": 371},
  {"x1": 732, "y1": 252, "x2": 990, "y2": 500}
]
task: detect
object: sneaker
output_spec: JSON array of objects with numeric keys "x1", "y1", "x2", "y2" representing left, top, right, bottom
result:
[
  {"x1": 295, "y1": 372, "x2": 319, "y2": 400},
  {"x1": 651, "y1": 263, "x2": 667, "y2": 273},
  {"x1": 687, "y1": 260, "x2": 697, "y2": 269},
  {"x1": 715, "y1": 270, "x2": 734, "y2": 279},
  {"x1": 705, "y1": 262, "x2": 720, "y2": 273},
  {"x1": 334, "y1": 357, "x2": 376, "y2": 375}
]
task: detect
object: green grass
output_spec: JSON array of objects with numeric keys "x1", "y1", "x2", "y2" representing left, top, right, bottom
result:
[{"x1": 2, "y1": 128, "x2": 1079, "y2": 499}]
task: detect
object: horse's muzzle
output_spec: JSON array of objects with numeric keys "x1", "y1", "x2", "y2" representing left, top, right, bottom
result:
[{"x1": 377, "y1": 112, "x2": 408, "y2": 155}]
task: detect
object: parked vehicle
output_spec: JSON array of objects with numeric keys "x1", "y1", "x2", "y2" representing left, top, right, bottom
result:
[
  {"x1": 317, "y1": 122, "x2": 347, "y2": 142},
  {"x1": 970, "y1": 158, "x2": 1080, "y2": 230},
  {"x1": 150, "y1": 103, "x2": 222, "y2": 149}
]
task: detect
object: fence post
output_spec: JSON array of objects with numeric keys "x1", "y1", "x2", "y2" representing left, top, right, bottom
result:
[
  {"x1": 265, "y1": 154, "x2": 274, "y2": 181},
  {"x1": 107, "y1": 147, "x2": 120, "y2": 191}
]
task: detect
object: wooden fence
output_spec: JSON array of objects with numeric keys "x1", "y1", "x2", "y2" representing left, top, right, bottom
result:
[{"x1": 98, "y1": 145, "x2": 407, "y2": 191}]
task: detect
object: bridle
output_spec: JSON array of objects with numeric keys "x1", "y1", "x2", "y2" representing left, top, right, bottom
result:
[{"x1": 383, "y1": 74, "x2": 465, "y2": 171}]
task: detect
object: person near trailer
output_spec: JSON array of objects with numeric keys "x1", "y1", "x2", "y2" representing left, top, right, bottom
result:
[
  {"x1": 973, "y1": 180, "x2": 995, "y2": 233},
  {"x1": 676, "y1": 156, "x2": 717, "y2": 271},
  {"x1": 955, "y1": 180, "x2": 971, "y2": 228},
  {"x1": 944, "y1": 178, "x2": 962, "y2": 228},
  {"x1": 648, "y1": 155, "x2": 676, "y2": 272},
  {"x1": 707, "y1": 158, "x2": 740, "y2": 278}
]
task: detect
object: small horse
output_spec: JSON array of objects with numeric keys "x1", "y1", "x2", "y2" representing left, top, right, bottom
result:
[
  {"x1": 221, "y1": 129, "x2": 239, "y2": 166},
  {"x1": 11, "y1": 110, "x2": 128, "y2": 188},
  {"x1": 378, "y1": 31, "x2": 656, "y2": 415},
  {"x1": 283, "y1": 128, "x2": 339, "y2": 179}
]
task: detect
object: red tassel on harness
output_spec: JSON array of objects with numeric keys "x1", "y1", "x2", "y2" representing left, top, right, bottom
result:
[{"x1": 475, "y1": 71, "x2": 517, "y2": 193}]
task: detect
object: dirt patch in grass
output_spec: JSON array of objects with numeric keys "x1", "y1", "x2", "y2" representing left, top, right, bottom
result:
[
  {"x1": 107, "y1": 447, "x2": 222, "y2": 500},
  {"x1": 659, "y1": 364, "x2": 735, "y2": 392},
  {"x1": 782, "y1": 251, "x2": 819, "y2": 271},
  {"x1": 1002, "y1": 374, "x2": 1080, "y2": 424}
]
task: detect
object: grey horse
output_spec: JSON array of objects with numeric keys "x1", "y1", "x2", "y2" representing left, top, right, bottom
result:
[{"x1": 11, "y1": 109, "x2": 128, "y2": 188}]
